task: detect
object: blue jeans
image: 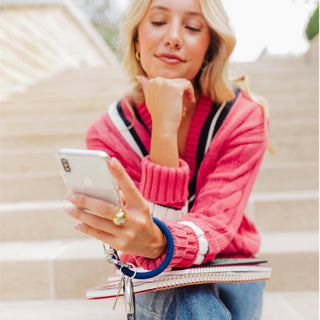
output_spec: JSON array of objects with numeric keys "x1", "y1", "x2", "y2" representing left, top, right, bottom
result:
[{"x1": 135, "y1": 281, "x2": 265, "y2": 320}]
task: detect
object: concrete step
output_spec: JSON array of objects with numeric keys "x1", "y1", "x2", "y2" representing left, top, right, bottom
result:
[
  {"x1": 1, "y1": 134, "x2": 318, "y2": 178},
  {"x1": 231, "y1": 63, "x2": 318, "y2": 94},
  {"x1": 0, "y1": 291, "x2": 318, "y2": 320},
  {"x1": 0, "y1": 231, "x2": 318, "y2": 300},
  {"x1": 0, "y1": 299, "x2": 127, "y2": 320},
  {"x1": 254, "y1": 162, "x2": 318, "y2": 193},
  {"x1": 253, "y1": 162, "x2": 319, "y2": 192},
  {"x1": 1, "y1": 95, "x2": 120, "y2": 117},
  {"x1": 1, "y1": 116, "x2": 317, "y2": 143},
  {"x1": 1, "y1": 149, "x2": 63, "y2": 175},
  {"x1": 1, "y1": 136, "x2": 317, "y2": 165},
  {"x1": 1, "y1": 160, "x2": 318, "y2": 203},
  {"x1": 0, "y1": 172, "x2": 65, "y2": 202},
  {"x1": 264, "y1": 137, "x2": 318, "y2": 163},
  {"x1": 0, "y1": 201, "x2": 88, "y2": 241},
  {"x1": 269, "y1": 119, "x2": 318, "y2": 139},
  {"x1": 261, "y1": 291, "x2": 319, "y2": 320},
  {"x1": 1, "y1": 62, "x2": 317, "y2": 116},
  {"x1": 261, "y1": 231, "x2": 319, "y2": 292},
  {"x1": 0, "y1": 238, "x2": 112, "y2": 300},
  {"x1": 251, "y1": 78, "x2": 318, "y2": 96},
  {"x1": 1, "y1": 131, "x2": 86, "y2": 150},
  {"x1": 1, "y1": 113, "x2": 102, "y2": 135},
  {"x1": 1, "y1": 128, "x2": 318, "y2": 160},
  {"x1": 231, "y1": 60, "x2": 317, "y2": 73},
  {"x1": 1, "y1": 190, "x2": 317, "y2": 241},
  {"x1": 3, "y1": 66, "x2": 128, "y2": 93},
  {"x1": 1, "y1": 78, "x2": 129, "y2": 117},
  {"x1": 247, "y1": 191, "x2": 319, "y2": 233},
  {"x1": 2, "y1": 89, "x2": 317, "y2": 119},
  {"x1": 17, "y1": 67, "x2": 127, "y2": 90},
  {"x1": 267, "y1": 93, "x2": 318, "y2": 120},
  {"x1": 1, "y1": 162, "x2": 317, "y2": 203},
  {"x1": 3, "y1": 90, "x2": 122, "y2": 105}
]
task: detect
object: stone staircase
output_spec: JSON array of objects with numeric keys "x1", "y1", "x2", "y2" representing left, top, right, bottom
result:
[
  {"x1": 233, "y1": 59, "x2": 319, "y2": 296},
  {"x1": 0, "y1": 0, "x2": 118, "y2": 102},
  {"x1": 0, "y1": 56, "x2": 318, "y2": 319}
]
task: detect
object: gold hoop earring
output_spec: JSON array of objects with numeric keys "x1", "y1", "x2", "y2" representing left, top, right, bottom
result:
[{"x1": 135, "y1": 51, "x2": 141, "y2": 61}]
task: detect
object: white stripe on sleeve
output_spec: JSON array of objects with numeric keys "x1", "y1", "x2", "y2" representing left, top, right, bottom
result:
[
  {"x1": 178, "y1": 221, "x2": 209, "y2": 265},
  {"x1": 148, "y1": 202, "x2": 188, "y2": 222}
]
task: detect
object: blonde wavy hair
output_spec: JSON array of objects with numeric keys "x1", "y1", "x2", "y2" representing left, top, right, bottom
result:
[{"x1": 119, "y1": 0, "x2": 272, "y2": 150}]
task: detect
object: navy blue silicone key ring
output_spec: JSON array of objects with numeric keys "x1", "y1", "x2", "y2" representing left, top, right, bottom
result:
[{"x1": 113, "y1": 217, "x2": 174, "y2": 279}]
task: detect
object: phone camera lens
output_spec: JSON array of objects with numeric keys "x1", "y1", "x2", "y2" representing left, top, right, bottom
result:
[{"x1": 61, "y1": 159, "x2": 71, "y2": 172}]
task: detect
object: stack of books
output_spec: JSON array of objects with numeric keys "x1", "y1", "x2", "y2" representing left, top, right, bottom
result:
[{"x1": 86, "y1": 258, "x2": 272, "y2": 300}]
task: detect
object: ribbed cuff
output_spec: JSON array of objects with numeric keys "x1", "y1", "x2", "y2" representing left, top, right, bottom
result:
[
  {"x1": 125, "y1": 220, "x2": 199, "y2": 270},
  {"x1": 139, "y1": 156, "x2": 190, "y2": 209}
]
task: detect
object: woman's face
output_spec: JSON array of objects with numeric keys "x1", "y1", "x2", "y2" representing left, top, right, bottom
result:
[{"x1": 136, "y1": 0, "x2": 211, "y2": 82}]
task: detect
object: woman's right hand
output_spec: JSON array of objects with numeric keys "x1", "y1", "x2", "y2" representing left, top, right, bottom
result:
[
  {"x1": 136, "y1": 75, "x2": 195, "y2": 167},
  {"x1": 65, "y1": 157, "x2": 167, "y2": 260},
  {"x1": 136, "y1": 75, "x2": 195, "y2": 133}
]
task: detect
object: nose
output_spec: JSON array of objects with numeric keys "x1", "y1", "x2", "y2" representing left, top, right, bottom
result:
[{"x1": 164, "y1": 21, "x2": 182, "y2": 49}]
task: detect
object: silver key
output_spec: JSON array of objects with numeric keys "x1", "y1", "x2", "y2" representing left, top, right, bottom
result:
[{"x1": 123, "y1": 276, "x2": 135, "y2": 320}]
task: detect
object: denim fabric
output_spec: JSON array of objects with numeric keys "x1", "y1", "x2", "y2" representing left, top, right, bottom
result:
[
  {"x1": 135, "y1": 281, "x2": 265, "y2": 320},
  {"x1": 217, "y1": 282, "x2": 265, "y2": 320}
]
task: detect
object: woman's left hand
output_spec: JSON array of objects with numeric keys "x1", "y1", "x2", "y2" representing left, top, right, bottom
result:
[{"x1": 64, "y1": 157, "x2": 167, "y2": 259}]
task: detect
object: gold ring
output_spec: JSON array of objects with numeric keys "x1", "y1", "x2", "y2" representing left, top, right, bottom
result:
[{"x1": 113, "y1": 208, "x2": 127, "y2": 226}]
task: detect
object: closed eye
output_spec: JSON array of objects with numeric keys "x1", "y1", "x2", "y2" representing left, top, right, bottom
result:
[
  {"x1": 186, "y1": 26, "x2": 201, "y2": 32},
  {"x1": 151, "y1": 21, "x2": 166, "y2": 26}
]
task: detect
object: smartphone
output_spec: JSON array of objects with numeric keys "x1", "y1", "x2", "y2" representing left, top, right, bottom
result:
[{"x1": 57, "y1": 148, "x2": 121, "y2": 207}]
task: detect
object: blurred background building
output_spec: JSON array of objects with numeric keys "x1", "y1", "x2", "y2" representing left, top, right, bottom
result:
[{"x1": 0, "y1": 0, "x2": 319, "y2": 319}]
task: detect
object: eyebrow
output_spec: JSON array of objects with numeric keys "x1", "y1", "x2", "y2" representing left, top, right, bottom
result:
[{"x1": 149, "y1": 5, "x2": 205, "y2": 18}]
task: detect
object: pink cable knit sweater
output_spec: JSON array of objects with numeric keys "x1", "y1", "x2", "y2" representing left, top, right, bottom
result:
[{"x1": 86, "y1": 90, "x2": 269, "y2": 270}]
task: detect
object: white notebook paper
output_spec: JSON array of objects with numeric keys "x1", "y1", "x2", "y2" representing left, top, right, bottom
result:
[{"x1": 86, "y1": 259, "x2": 272, "y2": 300}]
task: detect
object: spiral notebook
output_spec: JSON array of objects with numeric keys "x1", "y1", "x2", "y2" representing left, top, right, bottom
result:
[{"x1": 86, "y1": 258, "x2": 272, "y2": 300}]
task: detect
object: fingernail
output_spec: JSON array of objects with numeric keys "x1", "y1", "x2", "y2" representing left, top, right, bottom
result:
[{"x1": 74, "y1": 224, "x2": 82, "y2": 231}]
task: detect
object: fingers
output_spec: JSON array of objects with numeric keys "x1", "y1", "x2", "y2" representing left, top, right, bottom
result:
[
  {"x1": 64, "y1": 197, "x2": 117, "y2": 231},
  {"x1": 65, "y1": 204, "x2": 149, "y2": 254},
  {"x1": 108, "y1": 157, "x2": 148, "y2": 210},
  {"x1": 66, "y1": 193, "x2": 116, "y2": 218},
  {"x1": 64, "y1": 203, "x2": 122, "y2": 239},
  {"x1": 74, "y1": 222, "x2": 113, "y2": 244},
  {"x1": 172, "y1": 78, "x2": 196, "y2": 103},
  {"x1": 65, "y1": 204, "x2": 107, "y2": 226},
  {"x1": 136, "y1": 75, "x2": 195, "y2": 103}
]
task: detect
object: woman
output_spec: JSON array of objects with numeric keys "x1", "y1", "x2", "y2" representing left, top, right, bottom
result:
[{"x1": 65, "y1": 0, "x2": 270, "y2": 319}]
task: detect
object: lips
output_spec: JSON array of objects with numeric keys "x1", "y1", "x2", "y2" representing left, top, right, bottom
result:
[{"x1": 156, "y1": 53, "x2": 185, "y2": 65}]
